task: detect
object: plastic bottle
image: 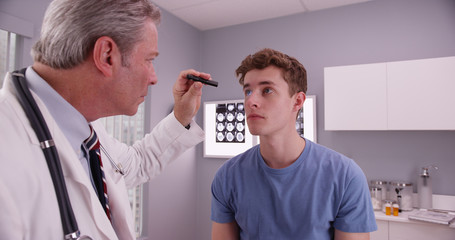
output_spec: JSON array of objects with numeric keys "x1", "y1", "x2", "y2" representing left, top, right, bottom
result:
[
  {"x1": 392, "y1": 203, "x2": 399, "y2": 216},
  {"x1": 418, "y1": 165, "x2": 438, "y2": 209},
  {"x1": 385, "y1": 202, "x2": 392, "y2": 216}
]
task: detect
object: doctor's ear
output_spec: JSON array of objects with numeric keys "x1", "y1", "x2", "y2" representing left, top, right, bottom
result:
[{"x1": 93, "y1": 36, "x2": 119, "y2": 77}]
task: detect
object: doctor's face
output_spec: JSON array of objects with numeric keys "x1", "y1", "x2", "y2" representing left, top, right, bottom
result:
[{"x1": 112, "y1": 20, "x2": 159, "y2": 116}]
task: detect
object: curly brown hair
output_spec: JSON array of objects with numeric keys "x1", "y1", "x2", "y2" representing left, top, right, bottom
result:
[{"x1": 235, "y1": 48, "x2": 307, "y2": 95}]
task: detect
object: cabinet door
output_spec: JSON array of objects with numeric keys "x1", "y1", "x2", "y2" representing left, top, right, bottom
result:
[
  {"x1": 389, "y1": 221, "x2": 455, "y2": 240},
  {"x1": 324, "y1": 63, "x2": 387, "y2": 130},
  {"x1": 371, "y1": 220, "x2": 389, "y2": 240},
  {"x1": 387, "y1": 56, "x2": 455, "y2": 130}
]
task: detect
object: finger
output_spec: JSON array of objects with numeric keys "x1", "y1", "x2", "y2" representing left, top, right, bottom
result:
[
  {"x1": 197, "y1": 72, "x2": 211, "y2": 80},
  {"x1": 188, "y1": 81, "x2": 203, "y2": 96},
  {"x1": 174, "y1": 69, "x2": 211, "y2": 95},
  {"x1": 175, "y1": 70, "x2": 199, "y2": 91},
  {"x1": 183, "y1": 71, "x2": 211, "y2": 81}
]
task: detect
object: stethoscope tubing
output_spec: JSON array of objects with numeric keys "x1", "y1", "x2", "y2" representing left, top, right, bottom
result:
[{"x1": 12, "y1": 69, "x2": 86, "y2": 239}]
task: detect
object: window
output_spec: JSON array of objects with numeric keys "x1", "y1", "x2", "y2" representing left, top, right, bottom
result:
[
  {"x1": 0, "y1": 29, "x2": 17, "y2": 86},
  {"x1": 100, "y1": 103, "x2": 146, "y2": 237}
]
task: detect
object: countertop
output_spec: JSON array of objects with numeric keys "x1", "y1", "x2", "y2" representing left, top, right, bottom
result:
[{"x1": 374, "y1": 209, "x2": 455, "y2": 228}]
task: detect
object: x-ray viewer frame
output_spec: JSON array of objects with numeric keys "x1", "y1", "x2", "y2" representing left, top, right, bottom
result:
[{"x1": 203, "y1": 96, "x2": 316, "y2": 158}]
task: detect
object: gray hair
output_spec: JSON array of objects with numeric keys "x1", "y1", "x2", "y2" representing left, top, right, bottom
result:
[{"x1": 32, "y1": 0, "x2": 161, "y2": 69}]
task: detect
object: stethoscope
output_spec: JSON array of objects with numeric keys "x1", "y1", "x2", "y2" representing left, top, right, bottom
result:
[
  {"x1": 11, "y1": 68, "x2": 121, "y2": 239},
  {"x1": 101, "y1": 144, "x2": 125, "y2": 175}
]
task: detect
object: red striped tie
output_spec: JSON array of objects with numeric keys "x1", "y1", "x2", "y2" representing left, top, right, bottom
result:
[{"x1": 84, "y1": 125, "x2": 111, "y2": 221}]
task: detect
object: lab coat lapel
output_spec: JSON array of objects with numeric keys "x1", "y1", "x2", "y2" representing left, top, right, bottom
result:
[
  {"x1": 38, "y1": 102, "x2": 118, "y2": 239},
  {"x1": 6, "y1": 75, "x2": 118, "y2": 239},
  {"x1": 56, "y1": 135, "x2": 118, "y2": 239}
]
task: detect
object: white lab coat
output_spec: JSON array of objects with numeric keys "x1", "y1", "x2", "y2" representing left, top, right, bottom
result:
[{"x1": 0, "y1": 72, "x2": 205, "y2": 239}]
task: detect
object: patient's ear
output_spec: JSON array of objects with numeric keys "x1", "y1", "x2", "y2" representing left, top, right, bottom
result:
[
  {"x1": 93, "y1": 36, "x2": 119, "y2": 77},
  {"x1": 293, "y1": 92, "x2": 306, "y2": 112}
]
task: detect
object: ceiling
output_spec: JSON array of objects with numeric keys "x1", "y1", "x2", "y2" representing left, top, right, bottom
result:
[{"x1": 152, "y1": 0, "x2": 372, "y2": 31}]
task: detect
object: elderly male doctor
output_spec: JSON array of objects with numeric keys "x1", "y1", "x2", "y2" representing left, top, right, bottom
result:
[{"x1": 0, "y1": 0, "x2": 210, "y2": 239}]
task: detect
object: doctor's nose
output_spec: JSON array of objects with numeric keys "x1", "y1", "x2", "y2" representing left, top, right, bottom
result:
[{"x1": 149, "y1": 68, "x2": 158, "y2": 85}]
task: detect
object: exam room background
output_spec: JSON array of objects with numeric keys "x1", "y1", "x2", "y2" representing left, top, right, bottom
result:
[{"x1": 1, "y1": 0, "x2": 454, "y2": 239}]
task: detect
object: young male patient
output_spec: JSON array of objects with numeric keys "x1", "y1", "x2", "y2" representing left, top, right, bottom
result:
[{"x1": 210, "y1": 48, "x2": 377, "y2": 240}]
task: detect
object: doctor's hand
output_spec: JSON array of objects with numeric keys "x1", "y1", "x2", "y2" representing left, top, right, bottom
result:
[{"x1": 173, "y1": 69, "x2": 211, "y2": 127}]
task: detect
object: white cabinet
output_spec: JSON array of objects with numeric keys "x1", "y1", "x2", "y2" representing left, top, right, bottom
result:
[
  {"x1": 370, "y1": 211, "x2": 455, "y2": 240},
  {"x1": 373, "y1": 219, "x2": 455, "y2": 240},
  {"x1": 371, "y1": 220, "x2": 389, "y2": 240},
  {"x1": 324, "y1": 63, "x2": 387, "y2": 130},
  {"x1": 389, "y1": 221, "x2": 455, "y2": 240},
  {"x1": 324, "y1": 56, "x2": 455, "y2": 130},
  {"x1": 387, "y1": 57, "x2": 455, "y2": 130}
]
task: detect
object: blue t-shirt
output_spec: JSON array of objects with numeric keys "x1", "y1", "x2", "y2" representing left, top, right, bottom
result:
[{"x1": 211, "y1": 139, "x2": 377, "y2": 239}]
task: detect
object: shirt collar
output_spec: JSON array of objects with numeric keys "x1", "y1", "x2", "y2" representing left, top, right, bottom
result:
[{"x1": 25, "y1": 66, "x2": 91, "y2": 154}]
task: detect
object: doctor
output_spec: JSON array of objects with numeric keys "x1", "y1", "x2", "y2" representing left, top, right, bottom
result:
[{"x1": 0, "y1": 0, "x2": 210, "y2": 239}]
